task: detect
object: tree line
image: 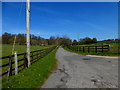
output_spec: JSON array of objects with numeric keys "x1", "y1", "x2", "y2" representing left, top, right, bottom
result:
[
  {"x1": 1, "y1": 32, "x2": 98, "y2": 46},
  {"x1": 1, "y1": 32, "x2": 72, "y2": 46},
  {"x1": 72, "y1": 37, "x2": 97, "y2": 45}
]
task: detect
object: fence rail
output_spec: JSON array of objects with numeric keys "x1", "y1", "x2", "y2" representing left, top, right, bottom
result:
[
  {"x1": 66, "y1": 45, "x2": 109, "y2": 53},
  {"x1": 0, "y1": 46, "x2": 56, "y2": 78}
]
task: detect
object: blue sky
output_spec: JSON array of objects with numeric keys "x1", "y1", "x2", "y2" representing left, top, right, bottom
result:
[{"x1": 2, "y1": 2, "x2": 118, "y2": 41}]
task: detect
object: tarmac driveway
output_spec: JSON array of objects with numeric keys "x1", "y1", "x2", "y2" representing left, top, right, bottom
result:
[{"x1": 42, "y1": 47, "x2": 118, "y2": 88}]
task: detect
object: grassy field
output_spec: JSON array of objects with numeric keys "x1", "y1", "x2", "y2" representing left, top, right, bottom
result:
[
  {"x1": 1, "y1": 44, "x2": 52, "y2": 57},
  {"x1": 64, "y1": 43, "x2": 119, "y2": 56},
  {"x1": 1, "y1": 44, "x2": 54, "y2": 79},
  {"x1": 2, "y1": 47, "x2": 58, "y2": 88}
]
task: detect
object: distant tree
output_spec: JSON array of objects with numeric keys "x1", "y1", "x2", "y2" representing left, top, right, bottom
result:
[
  {"x1": 1, "y1": 32, "x2": 73, "y2": 46},
  {"x1": 8, "y1": 35, "x2": 15, "y2": 44},
  {"x1": 60, "y1": 35, "x2": 71, "y2": 46},
  {"x1": 78, "y1": 37, "x2": 98, "y2": 45},
  {"x1": 49, "y1": 36, "x2": 56, "y2": 45},
  {"x1": 72, "y1": 40, "x2": 77, "y2": 45},
  {"x1": 2, "y1": 32, "x2": 12, "y2": 44},
  {"x1": 16, "y1": 34, "x2": 26, "y2": 45},
  {"x1": 60, "y1": 38, "x2": 71, "y2": 46},
  {"x1": 115, "y1": 39, "x2": 118, "y2": 41},
  {"x1": 92, "y1": 38, "x2": 97, "y2": 43},
  {"x1": 83, "y1": 37, "x2": 92, "y2": 44}
]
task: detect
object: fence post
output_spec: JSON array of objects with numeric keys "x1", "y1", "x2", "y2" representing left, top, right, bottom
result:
[
  {"x1": 80, "y1": 47, "x2": 81, "y2": 52},
  {"x1": 83, "y1": 47, "x2": 85, "y2": 52},
  {"x1": 102, "y1": 46, "x2": 103, "y2": 53},
  {"x1": 95, "y1": 46, "x2": 97, "y2": 53},
  {"x1": 8, "y1": 56, "x2": 12, "y2": 77},
  {"x1": 88, "y1": 46, "x2": 90, "y2": 53},
  {"x1": 37, "y1": 51, "x2": 39, "y2": 60},
  {"x1": 47, "y1": 48, "x2": 49, "y2": 54},
  {"x1": 78, "y1": 46, "x2": 79, "y2": 52},
  {"x1": 24, "y1": 53, "x2": 28, "y2": 68},
  {"x1": 31, "y1": 52, "x2": 34, "y2": 61},
  {"x1": 40, "y1": 50, "x2": 42, "y2": 57},
  {"x1": 108, "y1": 45, "x2": 110, "y2": 51},
  {"x1": 14, "y1": 51, "x2": 18, "y2": 75}
]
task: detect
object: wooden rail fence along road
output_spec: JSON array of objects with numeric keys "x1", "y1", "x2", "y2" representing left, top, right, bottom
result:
[
  {"x1": 0, "y1": 46, "x2": 56, "y2": 78},
  {"x1": 66, "y1": 45, "x2": 110, "y2": 53}
]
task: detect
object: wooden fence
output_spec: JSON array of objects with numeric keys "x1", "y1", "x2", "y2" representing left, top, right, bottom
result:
[
  {"x1": 66, "y1": 45, "x2": 109, "y2": 53},
  {"x1": 0, "y1": 46, "x2": 56, "y2": 78}
]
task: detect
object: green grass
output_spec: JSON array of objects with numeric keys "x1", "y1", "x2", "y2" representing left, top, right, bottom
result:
[
  {"x1": 2, "y1": 44, "x2": 52, "y2": 57},
  {"x1": 2, "y1": 47, "x2": 58, "y2": 88},
  {"x1": 1, "y1": 44, "x2": 54, "y2": 79},
  {"x1": 98, "y1": 40, "x2": 120, "y2": 44}
]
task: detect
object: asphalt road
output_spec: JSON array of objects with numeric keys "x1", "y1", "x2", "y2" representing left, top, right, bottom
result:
[{"x1": 42, "y1": 47, "x2": 118, "y2": 88}]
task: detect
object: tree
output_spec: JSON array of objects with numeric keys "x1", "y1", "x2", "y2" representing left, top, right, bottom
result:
[
  {"x1": 78, "y1": 37, "x2": 98, "y2": 45},
  {"x1": 16, "y1": 34, "x2": 26, "y2": 45},
  {"x1": 49, "y1": 36, "x2": 56, "y2": 45},
  {"x1": 58, "y1": 35, "x2": 72, "y2": 46},
  {"x1": 1, "y1": 32, "x2": 73, "y2": 46},
  {"x1": 92, "y1": 38, "x2": 97, "y2": 43},
  {"x1": 84, "y1": 37, "x2": 92, "y2": 44},
  {"x1": 2, "y1": 32, "x2": 12, "y2": 44},
  {"x1": 72, "y1": 40, "x2": 77, "y2": 45}
]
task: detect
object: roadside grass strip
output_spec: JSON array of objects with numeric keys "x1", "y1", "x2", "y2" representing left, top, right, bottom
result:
[{"x1": 2, "y1": 48, "x2": 58, "y2": 88}]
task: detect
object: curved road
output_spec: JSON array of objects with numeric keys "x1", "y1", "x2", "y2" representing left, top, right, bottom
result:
[{"x1": 42, "y1": 47, "x2": 118, "y2": 88}]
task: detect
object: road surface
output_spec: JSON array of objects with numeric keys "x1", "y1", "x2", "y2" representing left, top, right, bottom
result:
[{"x1": 42, "y1": 47, "x2": 118, "y2": 88}]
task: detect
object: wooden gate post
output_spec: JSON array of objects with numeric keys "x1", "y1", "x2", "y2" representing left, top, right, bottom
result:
[
  {"x1": 8, "y1": 56, "x2": 12, "y2": 77},
  {"x1": 78, "y1": 46, "x2": 79, "y2": 52},
  {"x1": 83, "y1": 47, "x2": 85, "y2": 52},
  {"x1": 95, "y1": 46, "x2": 97, "y2": 53},
  {"x1": 14, "y1": 51, "x2": 18, "y2": 75},
  {"x1": 24, "y1": 53, "x2": 28, "y2": 68},
  {"x1": 102, "y1": 46, "x2": 104, "y2": 53},
  {"x1": 88, "y1": 46, "x2": 90, "y2": 53},
  {"x1": 108, "y1": 45, "x2": 110, "y2": 51}
]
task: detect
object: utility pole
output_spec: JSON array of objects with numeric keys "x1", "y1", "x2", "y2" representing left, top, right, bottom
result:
[
  {"x1": 77, "y1": 33, "x2": 79, "y2": 41},
  {"x1": 26, "y1": 0, "x2": 30, "y2": 67},
  {"x1": 77, "y1": 33, "x2": 80, "y2": 45},
  {"x1": 12, "y1": 35, "x2": 16, "y2": 55}
]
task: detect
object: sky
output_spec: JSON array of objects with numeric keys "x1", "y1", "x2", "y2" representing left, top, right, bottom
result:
[{"x1": 2, "y1": 2, "x2": 118, "y2": 41}]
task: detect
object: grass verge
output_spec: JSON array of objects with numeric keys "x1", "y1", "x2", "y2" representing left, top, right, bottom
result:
[
  {"x1": 2, "y1": 47, "x2": 58, "y2": 88},
  {"x1": 64, "y1": 47, "x2": 119, "y2": 56}
]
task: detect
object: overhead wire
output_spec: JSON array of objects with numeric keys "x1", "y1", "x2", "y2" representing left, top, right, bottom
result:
[{"x1": 11, "y1": 1, "x2": 23, "y2": 55}]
